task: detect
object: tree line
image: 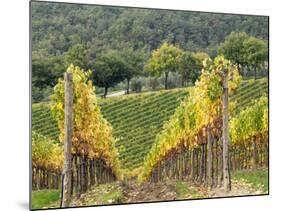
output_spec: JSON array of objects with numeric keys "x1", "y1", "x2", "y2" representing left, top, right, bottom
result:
[{"x1": 33, "y1": 32, "x2": 267, "y2": 100}]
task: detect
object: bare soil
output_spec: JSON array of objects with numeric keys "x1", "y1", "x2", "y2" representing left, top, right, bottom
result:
[{"x1": 121, "y1": 180, "x2": 177, "y2": 203}]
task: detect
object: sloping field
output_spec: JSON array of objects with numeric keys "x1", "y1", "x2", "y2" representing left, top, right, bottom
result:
[
  {"x1": 32, "y1": 103, "x2": 59, "y2": 140},
  {"x1": 230, "y1": 78, "x2": 268, "y2": 115},
  {"x1": 98, "y1": 89, "x2": 188, "y2": 171}
]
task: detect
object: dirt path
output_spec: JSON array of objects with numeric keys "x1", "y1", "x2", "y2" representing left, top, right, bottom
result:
[
  {"x1": 56, "y1": 178, "x2": 266, "y2": 208},
  {"x1": 121, "y1": 180, "x2": 177, "y2": 203},
  {"x1": 107, "y1": 90, "x2": 126, "y2": 98},
  {"x1": 120, "y1": 179, "x2": 265, "y2": 203}
]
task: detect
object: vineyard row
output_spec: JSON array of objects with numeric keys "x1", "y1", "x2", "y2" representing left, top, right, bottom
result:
[
  {"x1": 32, "y1": 156, "x2": 117, "y2": 197},
  {"x1": 148, "y1": 139, "x2": 268, "y2": 186}
]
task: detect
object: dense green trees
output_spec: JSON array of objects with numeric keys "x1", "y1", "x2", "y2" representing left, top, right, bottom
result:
[
  {"x1": 91, "y1": 49, "x2": 146, "y2": 96},
  {"x1": 218, "y1": 32, "x2": 268, "y2": 78},
  {"x1": 31, "y1": 2, "x2": 268, "y2": 102},
  {"x1": 145, "y1": 44, "x2": 210, "y2": 88},
  {"x1": 32, "y1": 53, "x2": 65, "y2": 102},
  {"x1": 64, "y1": 44, "x2": 89, "y2": 70},
  {"x1": 32, "y1": 53, "x2": 65, "y2": 88},
  {"x1": 32, "y1": 2, "x2": 268, "y2": 58}
]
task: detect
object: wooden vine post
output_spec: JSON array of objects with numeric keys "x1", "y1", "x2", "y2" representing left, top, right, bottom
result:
[
  {"x1": 61, "y1": 72, "x2": 73, "y2": 207},
  {"x1": 222, "y1": 71, "x2": 231, "y2": 192},
  {"x1": 207, "y1": 126, "x2": 213, "y2": 188}
]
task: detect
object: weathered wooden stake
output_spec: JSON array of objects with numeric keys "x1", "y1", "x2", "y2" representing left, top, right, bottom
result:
[
  {"x1": 61, "y1": 72, "x2": 73, "y2": 207},
  {"x1": 222, "y1": 74, "x2": 231, "y2": 192},
  {"x1": 76, "y1": 156, "x2": 81, "y2": 198},
  {"x1": 215, "y1": 140, "x2": 219, "y2": 187},
  {"x1": 36, "y1": 167, "x2": 40, "y2": 190},
  {"x1": 207, "y1": 127, "x2": 213, "y2": 188}
]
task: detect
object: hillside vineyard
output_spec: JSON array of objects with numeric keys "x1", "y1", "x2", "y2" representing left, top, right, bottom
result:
[{"x1": 32, "y1": 78, "x2": 268, "y2": 176}]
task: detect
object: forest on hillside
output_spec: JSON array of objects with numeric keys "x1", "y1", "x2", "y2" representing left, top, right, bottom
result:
[
  {"x1": 31, "y1": 2, "x2": 268, "y2": 102},
  {"x1": 32, "y1": 3, "x2": 268, "y2": 55}
]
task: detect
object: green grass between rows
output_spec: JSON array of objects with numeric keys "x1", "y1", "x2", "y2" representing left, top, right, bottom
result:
[
  {"x1": 232, "y1": 168, "x2": 269, "y2": 192},
  {"x1": 175, "y1": 181, "x2": 206, "y2": 199},
  {"x1": 32, "y1": 189, "x2": 60, "y2": 210}
]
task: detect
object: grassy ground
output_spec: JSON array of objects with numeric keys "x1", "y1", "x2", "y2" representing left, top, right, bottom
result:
[
  {"x1": 31, "y1": 189, "x2": 60, "y2": 210},
  {"x1": 32, "y1": 183, "x2": 123, "y2": 209},
  {"x1": 32, "y1": 169, "x2": 268, "y2": 209},
  {"x1": 175, "y1": 168, "x2": 269, "y2": 200},
  {"x1": 175, "y1": 181, "x2": 206, "y2": 199},
  {"x1": 232, "y1": 168, "x2": 268, "y2": 193},
  {"x1": 71, "y1": 182, "x2": 124, "y2": 206}
]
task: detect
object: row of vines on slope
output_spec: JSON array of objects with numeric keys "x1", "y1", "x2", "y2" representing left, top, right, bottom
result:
[
  {"x1": 139, "y1": 56, "x2": 247, "y2": 189},
  {"x1": 229, "y1": 96, "x2": 268, "y2": 169},
  {"x1": 32, "y1": 131, "x2": 63, "y2": 190},
  {"x1": 139, "y1": 97, "x2": 268, "y2": 186},
  {"x1": 32, "y1": 132, "x2": 117, "y2": 195},
  {"x1": 32, "y1": 65, "x2": 122, "y2": 196}
]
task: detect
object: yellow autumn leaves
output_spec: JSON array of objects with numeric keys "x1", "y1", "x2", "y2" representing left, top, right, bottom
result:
[
  {"x1": 32, "y1": 131, "x2": 63, "y2": 172},
  {"x1": 139, "y1": 56, "x2": 241, "y2": 182},
  {"x1": 229, "y1": 96, "x2": 268, "y2": 146},
  {"x1": 51, "y1": 64, "x2": 121, "y2": 179}
]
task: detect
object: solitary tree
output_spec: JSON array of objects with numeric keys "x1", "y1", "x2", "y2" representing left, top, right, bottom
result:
[
  {"x1": 218, "y1": 32, "x2": 250, "y2": 72},
  {"x1": 145, "y1": 42, "x2": 184, "y2": 89},
  {"x1": 243, "y1": 37, "x2": 268, "y2": 80},
  {"x1": 120, "y1": 48, "x2": 145, "y2": 94},
  {"x1": 92, "y1": 52, "x2": 127, "y2": 97}
]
